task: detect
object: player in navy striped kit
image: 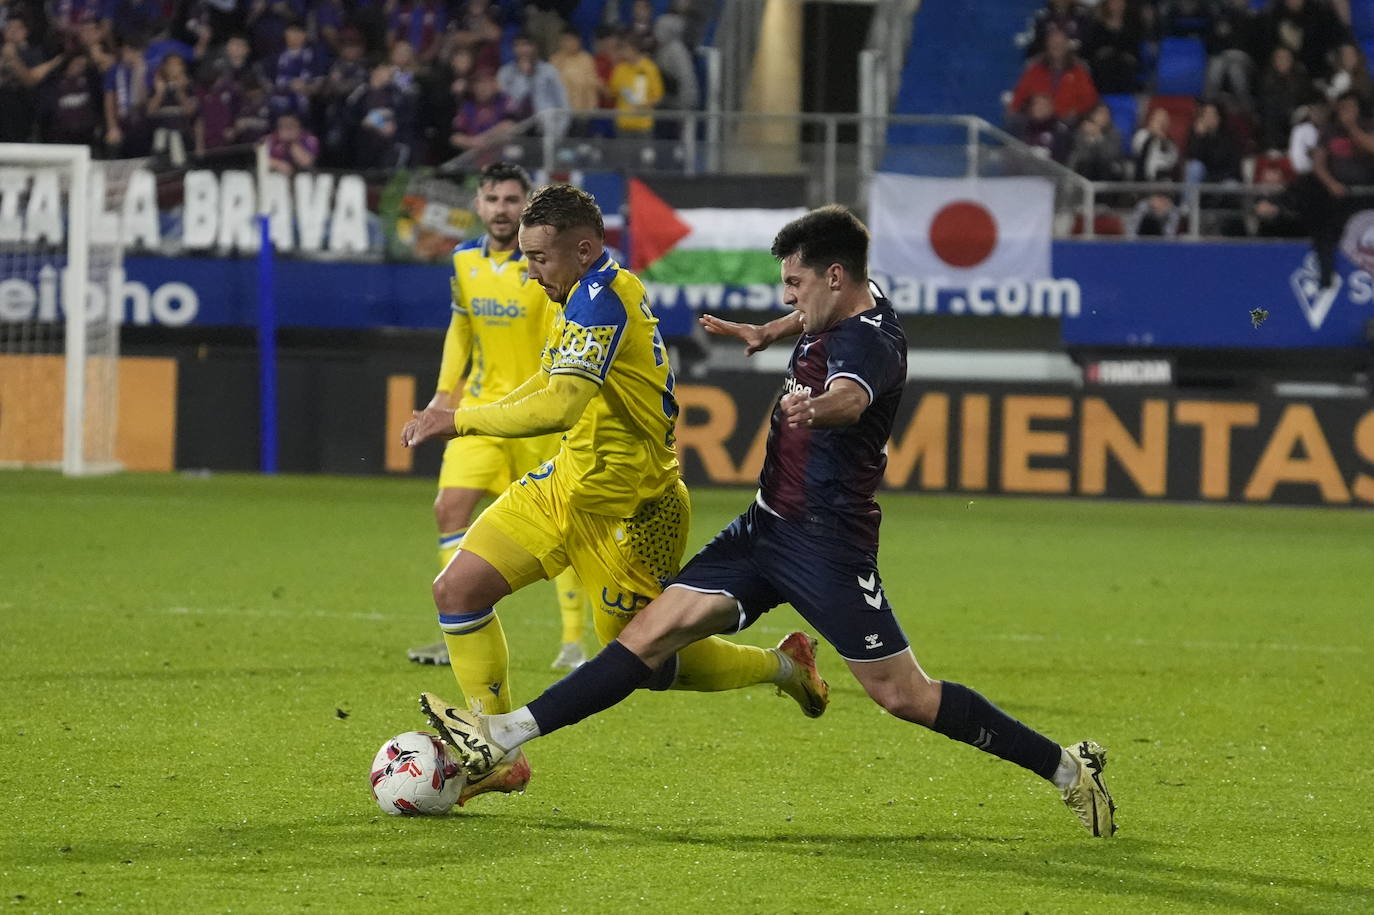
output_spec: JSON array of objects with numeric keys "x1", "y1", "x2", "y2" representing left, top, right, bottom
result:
[{"x1": 423, "y1": 206, "x2": 1118, "y2": 838}]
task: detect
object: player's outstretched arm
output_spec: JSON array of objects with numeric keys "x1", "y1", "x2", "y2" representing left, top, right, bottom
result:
[
  {"x1": 699, "y1": 310, "x2": 803, "y2": 355},
  {"x1": 452, "y1": 373, "x2": 597, "y2": 438},
  {"x1": 779, "y1": 378, "x2": 871, "y2": 430}
]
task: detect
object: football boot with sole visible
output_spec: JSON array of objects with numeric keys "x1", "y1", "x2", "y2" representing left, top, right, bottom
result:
[
  {"x1": 407, "y1": 641, "x2": 449, "y2": 666},
  {"x1": 774, "y1": 631, "x2": 830, "y2": 718},
  {"x1": 1061, "y1": 739, "x2": 1118, "y2": 837},
  {"x1": 457, "y1": 749, "x2": 531, "y2": 806},
  {"x1": 550, "y1": 641, "x2": 587, "y2": 671},
  {"x1": 420, "y1": 691, "x2": 505, "y2": 781}
]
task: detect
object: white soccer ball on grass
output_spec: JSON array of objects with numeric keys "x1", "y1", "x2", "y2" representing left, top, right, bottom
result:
[{"x1": 369, "y1": 731, "x2": 464, "y2": 815}]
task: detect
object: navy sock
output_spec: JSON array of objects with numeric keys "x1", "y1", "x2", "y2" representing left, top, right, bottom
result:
[
  {"x1": 527, "y1": 640, "x2": 653, "y2": 736},
  {"x1": 932, "y1": 681, "x2": 1062, "y2": 781}
]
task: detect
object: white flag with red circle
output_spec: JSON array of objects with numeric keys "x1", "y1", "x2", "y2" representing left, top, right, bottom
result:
[{"x1": 867, "y1": 174, "x2": 1052, "y2": 284}]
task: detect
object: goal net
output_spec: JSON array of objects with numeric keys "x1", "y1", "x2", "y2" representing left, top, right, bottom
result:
[{"x1": 0, "y1": 146, "x2": 142, "y2": 476}]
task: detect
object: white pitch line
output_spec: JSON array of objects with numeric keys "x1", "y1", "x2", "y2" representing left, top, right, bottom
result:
[{"x1": 165, "y1": 606, "x2": 398, "y2": 623}]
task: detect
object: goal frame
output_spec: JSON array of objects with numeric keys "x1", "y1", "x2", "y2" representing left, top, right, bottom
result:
[{"x1": 0, "y1": 143, "x2": 108, "y2": 475}]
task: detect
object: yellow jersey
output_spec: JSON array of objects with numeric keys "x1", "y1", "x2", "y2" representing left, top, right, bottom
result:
[
  {"x1": 437, "y1": 237, "x2": 553, "y2": 407},
  {"x1": 542, "y1": 251, "x2": 680, "y2": 516},
  {"x1": 608, "y1": 58, "x2": 663, "y2": 133}
]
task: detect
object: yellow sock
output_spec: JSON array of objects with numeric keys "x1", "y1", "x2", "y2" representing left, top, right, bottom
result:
[
  {"x1": 671, "y1": 636, "x2": 781, "y2": 692},
  {"x1": 438, "y1": 528, "x2": 467, "y2": 571},
  {"x1": 440, "y1": 608, "x2": 513, "y2": 714},
  {"x1": 553, "y1": 567, "x2": 588, "y2": 645}
]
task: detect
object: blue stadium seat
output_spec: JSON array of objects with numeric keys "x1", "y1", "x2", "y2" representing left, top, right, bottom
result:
[
  {"x1": 1101, "y1": 93, "x2": 1139, "y2": 155},
  {"x1": 1154, "y1": 37, "x2": 1207, "y2": 96},
  {"x1": 1353, "y1": 0, "x2": 1374, "y2": 41}
]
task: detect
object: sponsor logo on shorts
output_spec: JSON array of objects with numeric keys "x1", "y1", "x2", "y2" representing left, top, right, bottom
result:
[{"x1": 864, "y1": 633, "x2": 885, "y2": 651}]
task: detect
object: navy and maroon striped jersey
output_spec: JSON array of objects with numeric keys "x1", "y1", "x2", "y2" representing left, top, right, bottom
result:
[{"x1": 756, "y1": 294, "x2": 907, "y2": 549}]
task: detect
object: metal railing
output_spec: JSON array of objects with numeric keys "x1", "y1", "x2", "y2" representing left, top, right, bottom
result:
[{"x1": 442, "y1": 108, "x2": 1094, "y2": 219}]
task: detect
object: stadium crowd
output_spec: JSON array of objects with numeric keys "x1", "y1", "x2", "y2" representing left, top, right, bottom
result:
[
  {"x1": 1006, "y1": 0, "x2": 1374, "y2": 247},
  {"x1": 0, "y1": 0, "x2": 704, "y2": 169}
]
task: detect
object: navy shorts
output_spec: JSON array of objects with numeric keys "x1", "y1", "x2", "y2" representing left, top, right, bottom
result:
[{"x1": 670, "y1": 502, "x2": 910, "y2": 662}]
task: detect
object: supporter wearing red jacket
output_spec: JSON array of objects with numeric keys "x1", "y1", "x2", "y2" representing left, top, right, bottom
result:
[{"x1": 1010, "y1": 27, "x2": 1100, "y2": 123}]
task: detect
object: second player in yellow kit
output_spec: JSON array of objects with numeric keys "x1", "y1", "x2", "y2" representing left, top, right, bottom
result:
[
  {"x1": 406, "y1": 163, "x2": 590, "y2": 679},
  {"x1": 403, "y1": 185, "x2": 827, "y2": 804}
]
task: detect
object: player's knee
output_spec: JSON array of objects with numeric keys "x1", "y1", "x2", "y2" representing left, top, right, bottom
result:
[
  {"x1": 866, "y1": 679, "x2": 939, "y2": 727},
  {"x1": 431, "y1": 566, "x2": 472, "y2": 610}
]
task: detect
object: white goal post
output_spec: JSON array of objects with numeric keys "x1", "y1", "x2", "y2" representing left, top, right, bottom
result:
[{"x1": 0, "y1": 143, "x2": 132, "y2": 476}]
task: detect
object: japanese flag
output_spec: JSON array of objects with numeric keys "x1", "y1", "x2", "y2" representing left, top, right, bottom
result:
[{"x1": 867, "y1": 174, "x2": 1053, "y2": 285}]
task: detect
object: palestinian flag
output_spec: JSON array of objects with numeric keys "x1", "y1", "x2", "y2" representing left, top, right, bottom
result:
[{"x1": 629, "y1": 177, "x2": 806, "y2": 286}]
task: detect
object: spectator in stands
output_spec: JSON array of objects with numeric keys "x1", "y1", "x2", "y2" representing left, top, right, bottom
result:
[
  {"x1": 1080, "y1": 0, "x2": 1142, "y2": 94},
  {"x1": 1019, "y1": 92, "x2": 1072, "y2": 162},
  {"x1": 1250, "y1": 159, "x2": 1306, "y2": 237},
  {"x1": 389, "y1": 0, "x2": 446, "y2": 63},
  {"x1": 450, "y1": 0, "x2": 502, "y2": 73},
  {"x1": 627, "y1": 0, "x2": 657, "y2": 55},
  {"x1": 195, "y1": 59, "x2": 246, "y2": 154},
  {"x1": 1009, "y1": 26, "x2": 1099, "y2": 123},
  {"x1": 1185, "y1": 100, "x2": 1243, "y2": 181},
  {"x1": 1205, "y1": 0, "x2": 1258, "y2": 107},
  {"x1": 1068, "y1": 102, "x2": 1125, "y2": 179},
  {"x1": 231, "y1": 77, "x2": 271, "y2": 144},
  {"x1": 49, "y1": 0, "x2": 106, "y2": 44},
  {"x1": 0, "y1": 16, "x2": 60, "y2": 142},
  {"x1": 1255, "y1": 0, "x2": 1347, "y2": 80},
  {"x1": 1309, "y1": 90, "x2": 1374, "y2": 285},
  {"x1": 1129, "y1": 193, "x2": 1189, "y2": 236},
  {"x1": 107, "y1": 0, "x2": 170, "y2": 44},
  {"x1": 1258, "y1": 45, "x2": 1315, "y2": 150},
  {"x1": 321, "y1": 34, "x2": 369, "y2": 162},
  {"x1": 609, "y1": 33, "x2": 664, "y2": 137},
  {"x1": 526, "y1": 0, "x2": 575, "y2": 58},
  {"x1": 417, "y1": 43, "x2": 474, "y2": 160},
  {"x1": 246, "y1": 0, "x2": 305, "y2": 62},
  {"x1": 550, "y1": 26, "x2": 600, "y2": 129},
  {"x1": 311, "y1": 0, "x2": 349, "y2": 56},
  {"x1": 592, "y1": 25, "x2": 619, "y2": 105},
  {"x1": 271, "y1": 20, "x2": 317, "y2": 123},
  {"x1": 104, "y1": 31, "x2": 152, "y2": 155},
  {"x1": 264, "y1": 110, "x2": 318, "y2": 174},
  {"x1": 1289, "y1": 98, "x2": 1330, "y2": 171},
  {"x1": 1323, "y1": 41, "x2": 1374, "y2": 103},
  {"x1": 449, "y1": 67, "x2": 520, "y2": 153},
  {"x1": 71, "y1": 19, "x2": 115, "y2": 73},
  {"x1": 654, "y1": 7, "x2": 699, "y2": 135},
  {"x1": 147, "y1": 51, "x2": 197, "y2": 165},
  {"x1": 499, "y1": 32, "x2": 570, "y2": 137},
  {"x1": 40, "y1": 51, "x2": 102, "y2": 145},
  {"x1": 1022, "y1": 0, "x2": 1091, "y2": 58},
  {"x1": 386, "y1": 39, "x2": 421, "y2": 160},
  {"x1": 198, "y1": 32, "x2": 262, "y2": 87},
  {"x1": 349, "y1": 62, "x2": 404, "y2": 166},
  {"x1": 1133, "y1": 106, "x2": 1181, "y2": 179}
]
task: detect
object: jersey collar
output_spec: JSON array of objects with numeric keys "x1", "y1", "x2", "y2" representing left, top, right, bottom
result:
[
  {"x1": 578, "y1": 250, "x2": 614, "y2": 281},
  {"x1": 479, "y1": 234, "x2": 526, "y2": 269}
]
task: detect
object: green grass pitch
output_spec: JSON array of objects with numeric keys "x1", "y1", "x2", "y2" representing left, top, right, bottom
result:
[{"x1": 2, "y1": 472, "x2": 1372, "y2": 913}]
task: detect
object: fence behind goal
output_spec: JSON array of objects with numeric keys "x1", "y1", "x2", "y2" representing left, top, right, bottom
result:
[{"x1": 0, "y1": 146, "x2": 141, "y2": 476}]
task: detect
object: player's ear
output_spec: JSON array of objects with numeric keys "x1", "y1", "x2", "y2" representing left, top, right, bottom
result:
[{"x1": 827, "y1": 263, "x2": 843, "y2": 291}]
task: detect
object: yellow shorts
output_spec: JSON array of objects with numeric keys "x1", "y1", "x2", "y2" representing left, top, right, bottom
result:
[
  {"x1": 461, "y1": 458, "x2": 691, "y2": 644},
  {"x1": 437, "y1": 433, "x2": 562, "y2": 496}
]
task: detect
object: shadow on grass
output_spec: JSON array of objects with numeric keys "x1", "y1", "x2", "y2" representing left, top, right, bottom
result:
[{"x1": 21, "y1": 811, "x2": 1372, "y2": 913}]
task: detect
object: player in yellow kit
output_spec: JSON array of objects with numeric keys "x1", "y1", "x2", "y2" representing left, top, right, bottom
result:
[
  {"x1": 406, "y1": 162, "x2": 589, "y2": 674},
  {"x1": 402, "y1": 184, "x2": 827, "y2": 803}
]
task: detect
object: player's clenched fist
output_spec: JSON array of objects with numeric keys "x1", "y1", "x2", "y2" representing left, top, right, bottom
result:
[
  {"x1": 402, "y1": 407, "x2": 460, "y2": 448},
  {"x1": 779, "y1": 390, "x2": 816, "y2": 429}
]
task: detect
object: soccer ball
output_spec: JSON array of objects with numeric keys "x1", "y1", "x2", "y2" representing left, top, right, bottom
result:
[{"x1": 369, "y1": 731, "x2": 464, "y2": 816}]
